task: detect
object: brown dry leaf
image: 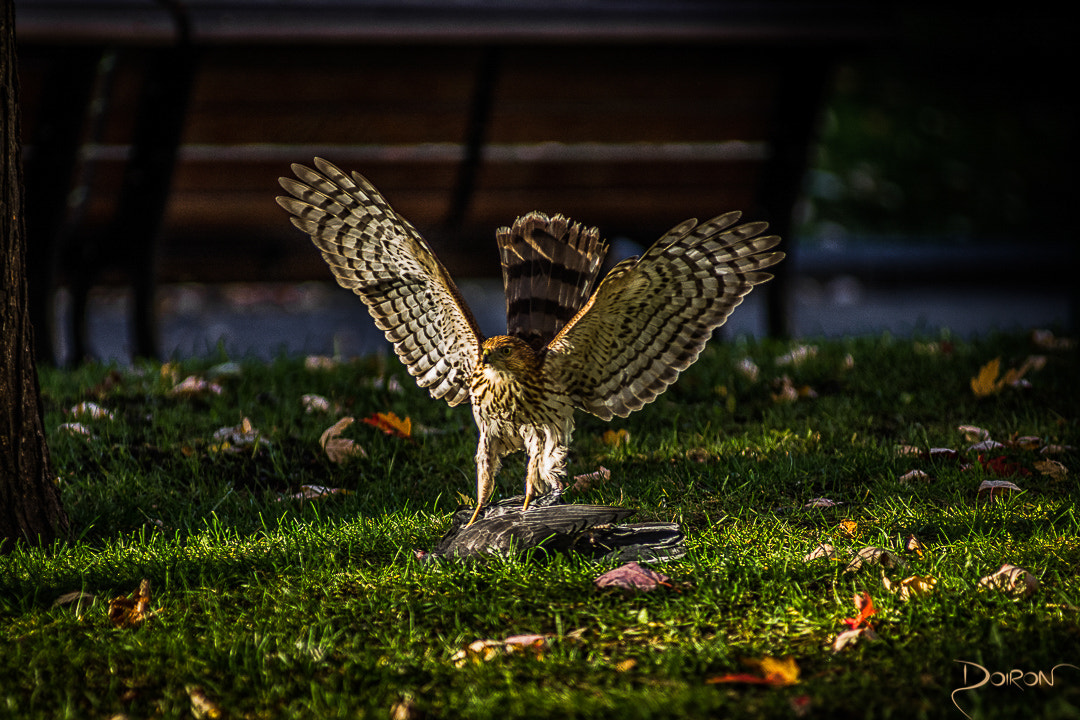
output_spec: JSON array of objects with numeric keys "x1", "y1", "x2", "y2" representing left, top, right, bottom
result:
[
  {"x1": 320, "y1": 417, "x2": 367, "y2": 463},
  {"x1": 771, "y1": 375, "x2": 798, "y2": 403},
  {"x1": 170, "y1": 375, "x2": 224, "y2": 397},
  {"x1": 736, "y1": 357, "x2": 760, "y2": 382},
  {"x1": 58, "y1": 422, "x2": 93, "y2": 437},
  {"x1": 278, "y1": 484, "x2": 350, "y2": 502},
  {"x1": 69, "y1": 401, "x2": 115, "y2": 421},
  {"x1": 1031, "y1": 329, "x2": 1075, "y2": 350},
  {"x1": 845, "y1": 546, "x2": 905, "y2": 573},
  {"x1": 1012, "y1": 435, "x2": 1043, "y2": 451},
  {"x1": 967, "y1": 439, "x2": 1006, "y2": 453},
  {"x1": 211, "y1": 417, "x2": 269, "y2": 453},
  {"x1": 53, "y1": 590, "x2": 96, "y2": 612},
  {"x1": 894, "y1": 444, "x2": 924, "y2": 457},
  {"x1": 602, "y1": 428, "x2": 630, "y2": 446},
  {"x1": 832, "y1": 626, "x2": 880, "y2": 652},
  {"x1": 594, "y1": 561, "x2": 672, "y2": 592},
  {"x1": 804, "y1": 497, "x2": 841, "y2": 508},
  {"x1": 304, "y1": 355, "x2": 338, "y2": 371},
  {"x1": 978, "y1": 564, "x2": 1039, "y2": 597},
  {"x1": 899, "y1": 469, "x2": 932, "y2": 484},
  {"x1": 1034, "y1": 459, "x2": 1068, "y2": 481},
  {"x1": 389, "y1": 696, "x2": 421, "y2": 720},
  {"x1": 451, "y1": 634, "x2": 549, "y2": 667},
  {"x1": 570, "y1": 466, "x2": 611, "y2": 492},
  {"x1": 362, "y1": 411, "x2": 413, "y2": 440},
  {"x1": 977, "y1": 479, "x2": 1022, "y2": 501},
  {"x1": 775, "y1": 344, "x2": 817, "y2": 366},
  {"x1": 903, "y1": 534, "x2": 927, "y2": 556},
  {"x1": 958, "y1": 425, "x2": 991, "y2": 442},
  {"x1": 803, "y1": 543, "x2": 839, "y2": 562},
  {"x1": 883, "y1": 574, "x2": 937, "y2": 601},
  {"x1": 301, "y1": 393, "x2": 334, "y2": 414},
  {"x1": 108, "y1": 579, "x2": 154, "y2": 628},
  {"x1": 186, "y1": 685, "x2": 223, "y2": 720}
]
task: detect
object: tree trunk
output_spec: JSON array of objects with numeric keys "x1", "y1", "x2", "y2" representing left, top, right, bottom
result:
[{"x1": 0, "y1": 0, "x2": 69, "y2": 551}]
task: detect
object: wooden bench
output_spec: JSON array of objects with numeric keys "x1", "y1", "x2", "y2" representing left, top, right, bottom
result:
[{"x1": 17, "y1": 0, "x2": 887, "y2": 361}]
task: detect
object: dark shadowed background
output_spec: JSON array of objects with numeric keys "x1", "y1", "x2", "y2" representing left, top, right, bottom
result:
[{"x1": 14, "y1": 1, "x2": 1076, "y2": 364}]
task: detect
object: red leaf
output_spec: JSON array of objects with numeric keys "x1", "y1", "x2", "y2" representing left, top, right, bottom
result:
[{"x1": 362, "y1": 411, "x2": 413, "y2": 440}]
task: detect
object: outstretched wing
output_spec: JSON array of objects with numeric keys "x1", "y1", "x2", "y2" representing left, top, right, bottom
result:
[
  {"x1": 277, "y1": 158, "x2": 482, "y2": 406},
  {"x1": 544, "y1": 212, "x2": 783, "y2": 420}
]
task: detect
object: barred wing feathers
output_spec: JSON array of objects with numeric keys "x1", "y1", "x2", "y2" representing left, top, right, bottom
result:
[
  {"x1": 276, "y1": 158, "x2": 482, "y2": 406},
  {"x1": 545, "y1": 212, "x2": 783, "y2": 420}
]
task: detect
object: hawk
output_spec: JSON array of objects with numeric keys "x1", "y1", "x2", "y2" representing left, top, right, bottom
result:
[{"x1": 277, "y1": 158, "x2": 784, "y2": 525}]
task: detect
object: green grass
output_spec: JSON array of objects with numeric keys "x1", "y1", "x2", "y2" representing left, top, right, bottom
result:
[{"x1": 2, "y1": 331, "x2": 1079, "y2": 719}]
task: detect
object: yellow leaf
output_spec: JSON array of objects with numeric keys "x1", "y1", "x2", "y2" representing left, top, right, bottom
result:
[
  {"x1": 971, "y1": 357, "x2": 1001, "y2": 397},
  {"x1": 363, "y1": 411, "x2": 413, "y2": 439},
  {"x1": 885, "y1": 575, "x2": 937, "y2": 601},
  {"x1": 602, "y1": 429, "x2": 630, "y2": 446}
]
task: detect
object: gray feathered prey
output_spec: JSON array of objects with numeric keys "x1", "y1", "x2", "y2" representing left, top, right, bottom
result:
[{"x1": 420, "y1": 491, "x2": 686, "y2": 562}]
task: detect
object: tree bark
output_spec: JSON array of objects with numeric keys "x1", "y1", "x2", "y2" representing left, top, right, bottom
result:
[{"x1": 0, "y1": 0, "x2": 70, "y2": 551}]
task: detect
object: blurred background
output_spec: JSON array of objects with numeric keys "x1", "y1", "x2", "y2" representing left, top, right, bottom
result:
[{"x1": 15, "y1": 1, "x2": 1076, "y2": 364}]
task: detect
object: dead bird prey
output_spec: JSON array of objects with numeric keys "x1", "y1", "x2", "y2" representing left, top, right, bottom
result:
[{"x1": 418, "y1": 491, "x2": 686, "y2": 562}]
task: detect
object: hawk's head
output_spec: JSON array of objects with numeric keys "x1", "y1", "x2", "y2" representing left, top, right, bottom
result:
[{"x1": 481, "y1": 336, "x2": 540, "y2": 377}]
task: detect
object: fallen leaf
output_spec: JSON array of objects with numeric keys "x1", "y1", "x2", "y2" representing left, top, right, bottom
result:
[
  {"x1": 277, "y1": 485, "x2": 351, "y2": 501},
  {"x1": 1011, "y1": 435, "x2": 1042, "y2": 451},
  {"x1": 967, "y1": 439, "x2": 1006, "y2": 453},
  {"x1": 845, "y1": 546, "x2": 905, "y2": 573},
  {"x1": 899, "y1": 469, "x2": 931, "y2": 484},
  {"x1": 838, "y1": 519, "x2": 859, "y2": 537},
  {"x1": 301, "y1": 393, "x2": 334, "y2": 414},
  {"x1": 883, "y1": 575, "x2": 937, "y2": 601},
  {"x1": 389, "y1": 696, "x2": 421, "y2": 720},
  {"x1": 978, "y1": 455, "x2": 1029, "y2": 478},
  {"x1": 1031, "y1": 329, "x2": 1075, "y2": 350},
  {"x1": 170, "y1": 375, "x2": 224, "y2": 397},
  {"x1": 977, "y1": 479, "x2": 1022, "y2": 501},
  {"x1": 832, "y1": 626, "x2": 879, "y2": 652},
  {"x1": 69, "y1": 401, "x2": 115, "y2": 421},
  {"x1": 615, "y1": 658, "x2": 638, "y2": 672},
  {"x1": 971, "y1": 357, "x2": 1002, "y2": 396},
  {"x1": 736, "y1": 357, "x2": 760, "y2": 382},
  {"x1": 1034, "y1": 459, "x2": 1068, "y2": 481},
  {"x1": 304, "y1": 355, "x2": 338, "y2": 371},
  {"x1": 958, "y1": 425, "x2": 991, "y2": 442},
  {"x1": 707, "y1": 656, "x2": 800, "y2": 686},
  {"x1": 771, "y1": 375, "x2": 799, "y2": 403},
  {"x1": 52, "y1": 590, "x2": 96, "y2": 611},
  {"x1": 978, "y1": 564, "x2": 1039, "y2": 597},
  {"x1": 363, "y1": 411, "x2": 412, "y2": 440},
  {"x1": 804, "y1": 497, "x2": 841, "y2": 508},
  {"x1": 108, "y1": 579, "x2": 154, "y2": 628},
  {"x1": 319, "y1": 417, "x2": 367, "y2": 463},
  {"x1": 594, "y1": 561, "x2": 672, "y2": 592},
  {"x1": 211, "y1": 417, "x2": 270, "y2": 453},
  {"x1": 570, "y1": 466, "x2": 611, "y2": 492},
  {"x1": 58, "y1": 422, "x2": 93, "y2": 437},
  {"x1": 803, "y1": 543, "x2": 839, "y2": 562},
  {"x1": 451, "y1": 634, "x2": 549, "y2": 667},
  {"x1": 602, "y1": 429, "x2": 630, "y2": 446},
  {"x1": 775, "y1": 345, "x2": 817, "y2": 366},
  {"x1": 842, "y1": 591, "x2": 877, "y2": 630},
  {"x1": 186, "y1": 685, "x2": 223, "y2": 720},
  {"x1": 903, "y1": 534, "x2": 927, "y2": 556}
]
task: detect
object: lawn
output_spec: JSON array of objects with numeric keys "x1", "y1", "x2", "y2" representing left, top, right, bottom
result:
[{"x1": 2, "y1": 330, "x2": 1078, "y2": 719}]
